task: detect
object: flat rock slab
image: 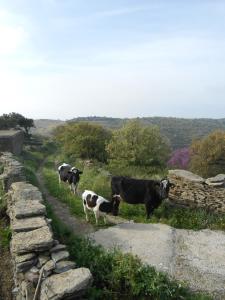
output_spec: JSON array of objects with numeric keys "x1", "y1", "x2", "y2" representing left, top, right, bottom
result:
[
  {"x1": 11, "y1": 226, "x2": 54, "y2": 254},
  {"x1": 51, "y1": 250, "x2": 69, "y2": 263},
  {"x1": 10, "y1": 182, "x2": 43, "y2": 202},
  {"x1": 206, "y1": 174, "x2": 225, "y2": 183},
  {"x1": 14, "y1": 252, "x2": 36, "y2": 264},
  {"x1": 12, "y1": 216, "x2": 47, "y2": 232},
  {"x1": 54, "y1": 261, "x2": 76, "y2": 274},
  {"x1": 13, "y1": 200, "x2": 46, "y2": 219},
  {"x1": 50, "y1": 244, "x2": 67, "y2": 253},
  {"x1": 40, "y1": 268, "x2": 93, "y2": 300},
  {"x1": 169, "y1": 169, "x2": 205, "y2": 183},
  {"x1": 90, "y1": 223, "x2": 225, "y2": 297}
]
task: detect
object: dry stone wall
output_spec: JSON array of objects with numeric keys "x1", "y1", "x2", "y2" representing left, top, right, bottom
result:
[
  {"x1": 168, "y1": 169, "x2": 225, "y2": 213},
  {"x1": 0, "y1": 152, "x2": 92, "y2": 300},
  {"x1": 0, "y1": 130, "x2": 24, "y2": 155}
]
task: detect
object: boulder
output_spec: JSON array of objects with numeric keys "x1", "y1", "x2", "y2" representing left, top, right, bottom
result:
[
  {"x1": 40, "y1": 268, "x2": 93, "y2": 300},
  {"x1": 168, "y1": 169, "x2": 205, "y2": 183}
]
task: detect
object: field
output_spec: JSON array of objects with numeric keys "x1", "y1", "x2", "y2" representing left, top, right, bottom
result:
[{"x1": 17, "y1": 146, "x2": 224, "y2": 299}]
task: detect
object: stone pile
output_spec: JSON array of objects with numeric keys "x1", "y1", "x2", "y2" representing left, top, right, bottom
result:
[
  {"x1": 0, "y1": 153, "x2": 93, "y2": 299},
  {"x1": 168, "y1": 170, "x2": 225, "y2": 213}
]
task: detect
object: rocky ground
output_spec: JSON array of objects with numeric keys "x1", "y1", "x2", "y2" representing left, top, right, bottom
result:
[{"x1": 90, "y1": 223, "x2": 225, "y2": 298}]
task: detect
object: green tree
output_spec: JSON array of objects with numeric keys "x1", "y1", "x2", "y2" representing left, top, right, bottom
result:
[
  {"x1": 0, "y1": 112, "x2": 34, "y2": 136},
  {"x1": 190, "y1": 130, "x2": 225, "y2": 177},
  {"x1": 106, "y1": 120, "x2": 170, "y2": 169},
  {"x1": 54, "y1": 122, "x2": 111, "y2": 162}
]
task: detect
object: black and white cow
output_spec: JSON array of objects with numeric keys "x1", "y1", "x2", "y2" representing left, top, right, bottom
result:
[
  {"x1": 111, "y1": 176, "x2": 174, "y2": 218},
  {"x1": 58, "y1": 163, "x2": 82, "y2": 194},
  {"x1": 67, "y1": 168, "x2": 83, "y2": 194},
  {"x1": 58, "y1": 163, "x2": 71, "y2": 184},
  {"x1": 82, "y1": 190, "x2": 119, "y2": 225}
]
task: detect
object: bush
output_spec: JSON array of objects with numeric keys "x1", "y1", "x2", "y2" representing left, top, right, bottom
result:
[
  {"x1": 107, "y1": 120, "x2": 170, "y2": 174},
  {"x1": 167, "y1": 147, "x2": 190, "y2": 169},
  {"x1": 54, "y1": 122, "x2": 111, "y2": 162},
  {"x1": 190, "y1": 130, "x2": 225, "y2": 177}
]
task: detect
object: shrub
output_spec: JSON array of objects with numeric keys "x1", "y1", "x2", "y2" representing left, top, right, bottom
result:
[
  {"x1": 167, "y1": 147, "x2": 190, "y2": 169},
  {"x1": 106, "y1": 120, "x2": 170, "y2": 173},
  {"x1": 190, "y1": 130, "x2": 225, "y2": 177}
]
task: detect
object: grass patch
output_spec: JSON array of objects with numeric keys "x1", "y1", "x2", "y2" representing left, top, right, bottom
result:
[
  {"x1": 0, "y1": 181, "x2": 11, "y2": 249},
  {"x1": 118, "y1": 201, "x2": 225, "y2": 230},
  {"x1": 45, "y1": 201, "x2": 211, "y2": 300},
  {"x1": 43, "y1": 159, "x2": 225, "y2": 231}
]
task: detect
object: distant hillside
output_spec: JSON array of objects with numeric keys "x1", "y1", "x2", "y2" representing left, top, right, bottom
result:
[
  {"x1": 69, "y1": 116, "x2": 225, "y2": 149},
  {"x1": 32, "y1": 119, "x2": 65, "y2": 136}
]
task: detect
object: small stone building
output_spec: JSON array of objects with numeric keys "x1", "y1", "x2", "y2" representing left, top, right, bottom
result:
[{"x1": 0, "y1": 130, "x2": 24, "y2": 155}]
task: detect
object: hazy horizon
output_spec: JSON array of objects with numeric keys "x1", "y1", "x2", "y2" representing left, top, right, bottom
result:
[{"x1": 0, "y1": 0, "x2": 225, "y2": 120}]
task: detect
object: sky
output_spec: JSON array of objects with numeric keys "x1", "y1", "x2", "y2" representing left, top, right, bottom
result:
[{"x1": 0, "y1": 0, "x2": 225, "y2": 120}]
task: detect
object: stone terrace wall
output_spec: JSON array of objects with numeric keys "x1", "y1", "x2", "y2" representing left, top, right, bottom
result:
[
  {"x1": 0, "y1": 152, "x2": 25, "y2": 191},
  {"x1": 0, "y1": 130, "x2": 24, "y2": 155},
  {"x1": 0, "y1": 152, "x2": 92, "y2": 300},
  {"x1": 168, "y1": 170, "x2": 225, "y2": 214}
]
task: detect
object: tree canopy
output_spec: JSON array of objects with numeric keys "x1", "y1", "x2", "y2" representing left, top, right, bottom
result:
[
  {"x1": 0, "y1": 112, "x2": 34, "y2": 136},
  {"x1": 106, "y1": 120, "x2": 170, "y2": 169},
  {"x1": 54, "y1": 122, "x2": 111, "y2": 162},
  {"x1": 190, "y1": 130, "x2": 225, "y2": 177}
]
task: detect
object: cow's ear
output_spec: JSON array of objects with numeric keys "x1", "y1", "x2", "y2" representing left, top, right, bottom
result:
[{"x1": 79, "y1": 171, "x2": 83, "y2": 174}]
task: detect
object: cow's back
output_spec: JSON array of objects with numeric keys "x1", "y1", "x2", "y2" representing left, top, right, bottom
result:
[{"x1": 111, "y1": 176, "x2": 157, "y2": 204}]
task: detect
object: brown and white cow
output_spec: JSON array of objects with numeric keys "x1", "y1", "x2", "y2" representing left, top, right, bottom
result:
[{"x1": 82, "y1": 190, "x2": 119, "y2": 225}]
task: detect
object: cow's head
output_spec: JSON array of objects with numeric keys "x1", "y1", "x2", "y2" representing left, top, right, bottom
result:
[
  {"x1": 71, "y1": 167, "x2": 83, "y2": 175},
  {"x1": 159, "y1": 179, "x2": 175, "y2": 199}
]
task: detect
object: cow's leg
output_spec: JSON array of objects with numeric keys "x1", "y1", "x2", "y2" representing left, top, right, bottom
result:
[
  {"x1": 83, "y1": 204, "x2": 89, "y2": 222},
  {"x1": 112, "y1": 195, "x2": 121, "y2": 216},
  {"x1": 145, "y1": 200, "x2": 154, "y2": 219},
  {"x1": 74, "y1": 183, "x2": 78, "y2": 195},
  {"x1": 70, "y1": 183, "x2": 74, "y2": 194},
  {"x1": 93, "y1": 208, "x2": 99, "y2": 225}
]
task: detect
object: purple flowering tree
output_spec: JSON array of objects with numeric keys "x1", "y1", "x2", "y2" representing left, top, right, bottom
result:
[{"x1": 167, "y1": 147, "x2": 190, "y2": 169}]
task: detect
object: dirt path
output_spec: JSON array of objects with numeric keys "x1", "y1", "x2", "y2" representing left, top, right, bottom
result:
[{"x1": 36, "y1": 165, "x2": 95, "y2": 235}]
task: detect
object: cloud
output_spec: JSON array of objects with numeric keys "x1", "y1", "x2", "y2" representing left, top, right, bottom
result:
[
  {"x1": 93, "y1": 5, "x2": 152, "y2": 18},
  {"x1": 0, "y1": 9, "x2": 28, "y2": 56},
  {"x1": 0, "y1": 25, "x2": 27, "y2": 55}
]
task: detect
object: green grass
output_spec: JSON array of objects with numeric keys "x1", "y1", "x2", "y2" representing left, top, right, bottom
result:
[
  {"x1": 43, "y1": 159, "x2": 225, "y2": 231},
  {"x1": 0, "y1": 181, "x2": 11, "y2": 249},
  {"x1": 45, "y1": 201, "x2": 211, "y2": 300},
  {"x1": 118, "y1": 201, "x2": 225, "y2": 230}
]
